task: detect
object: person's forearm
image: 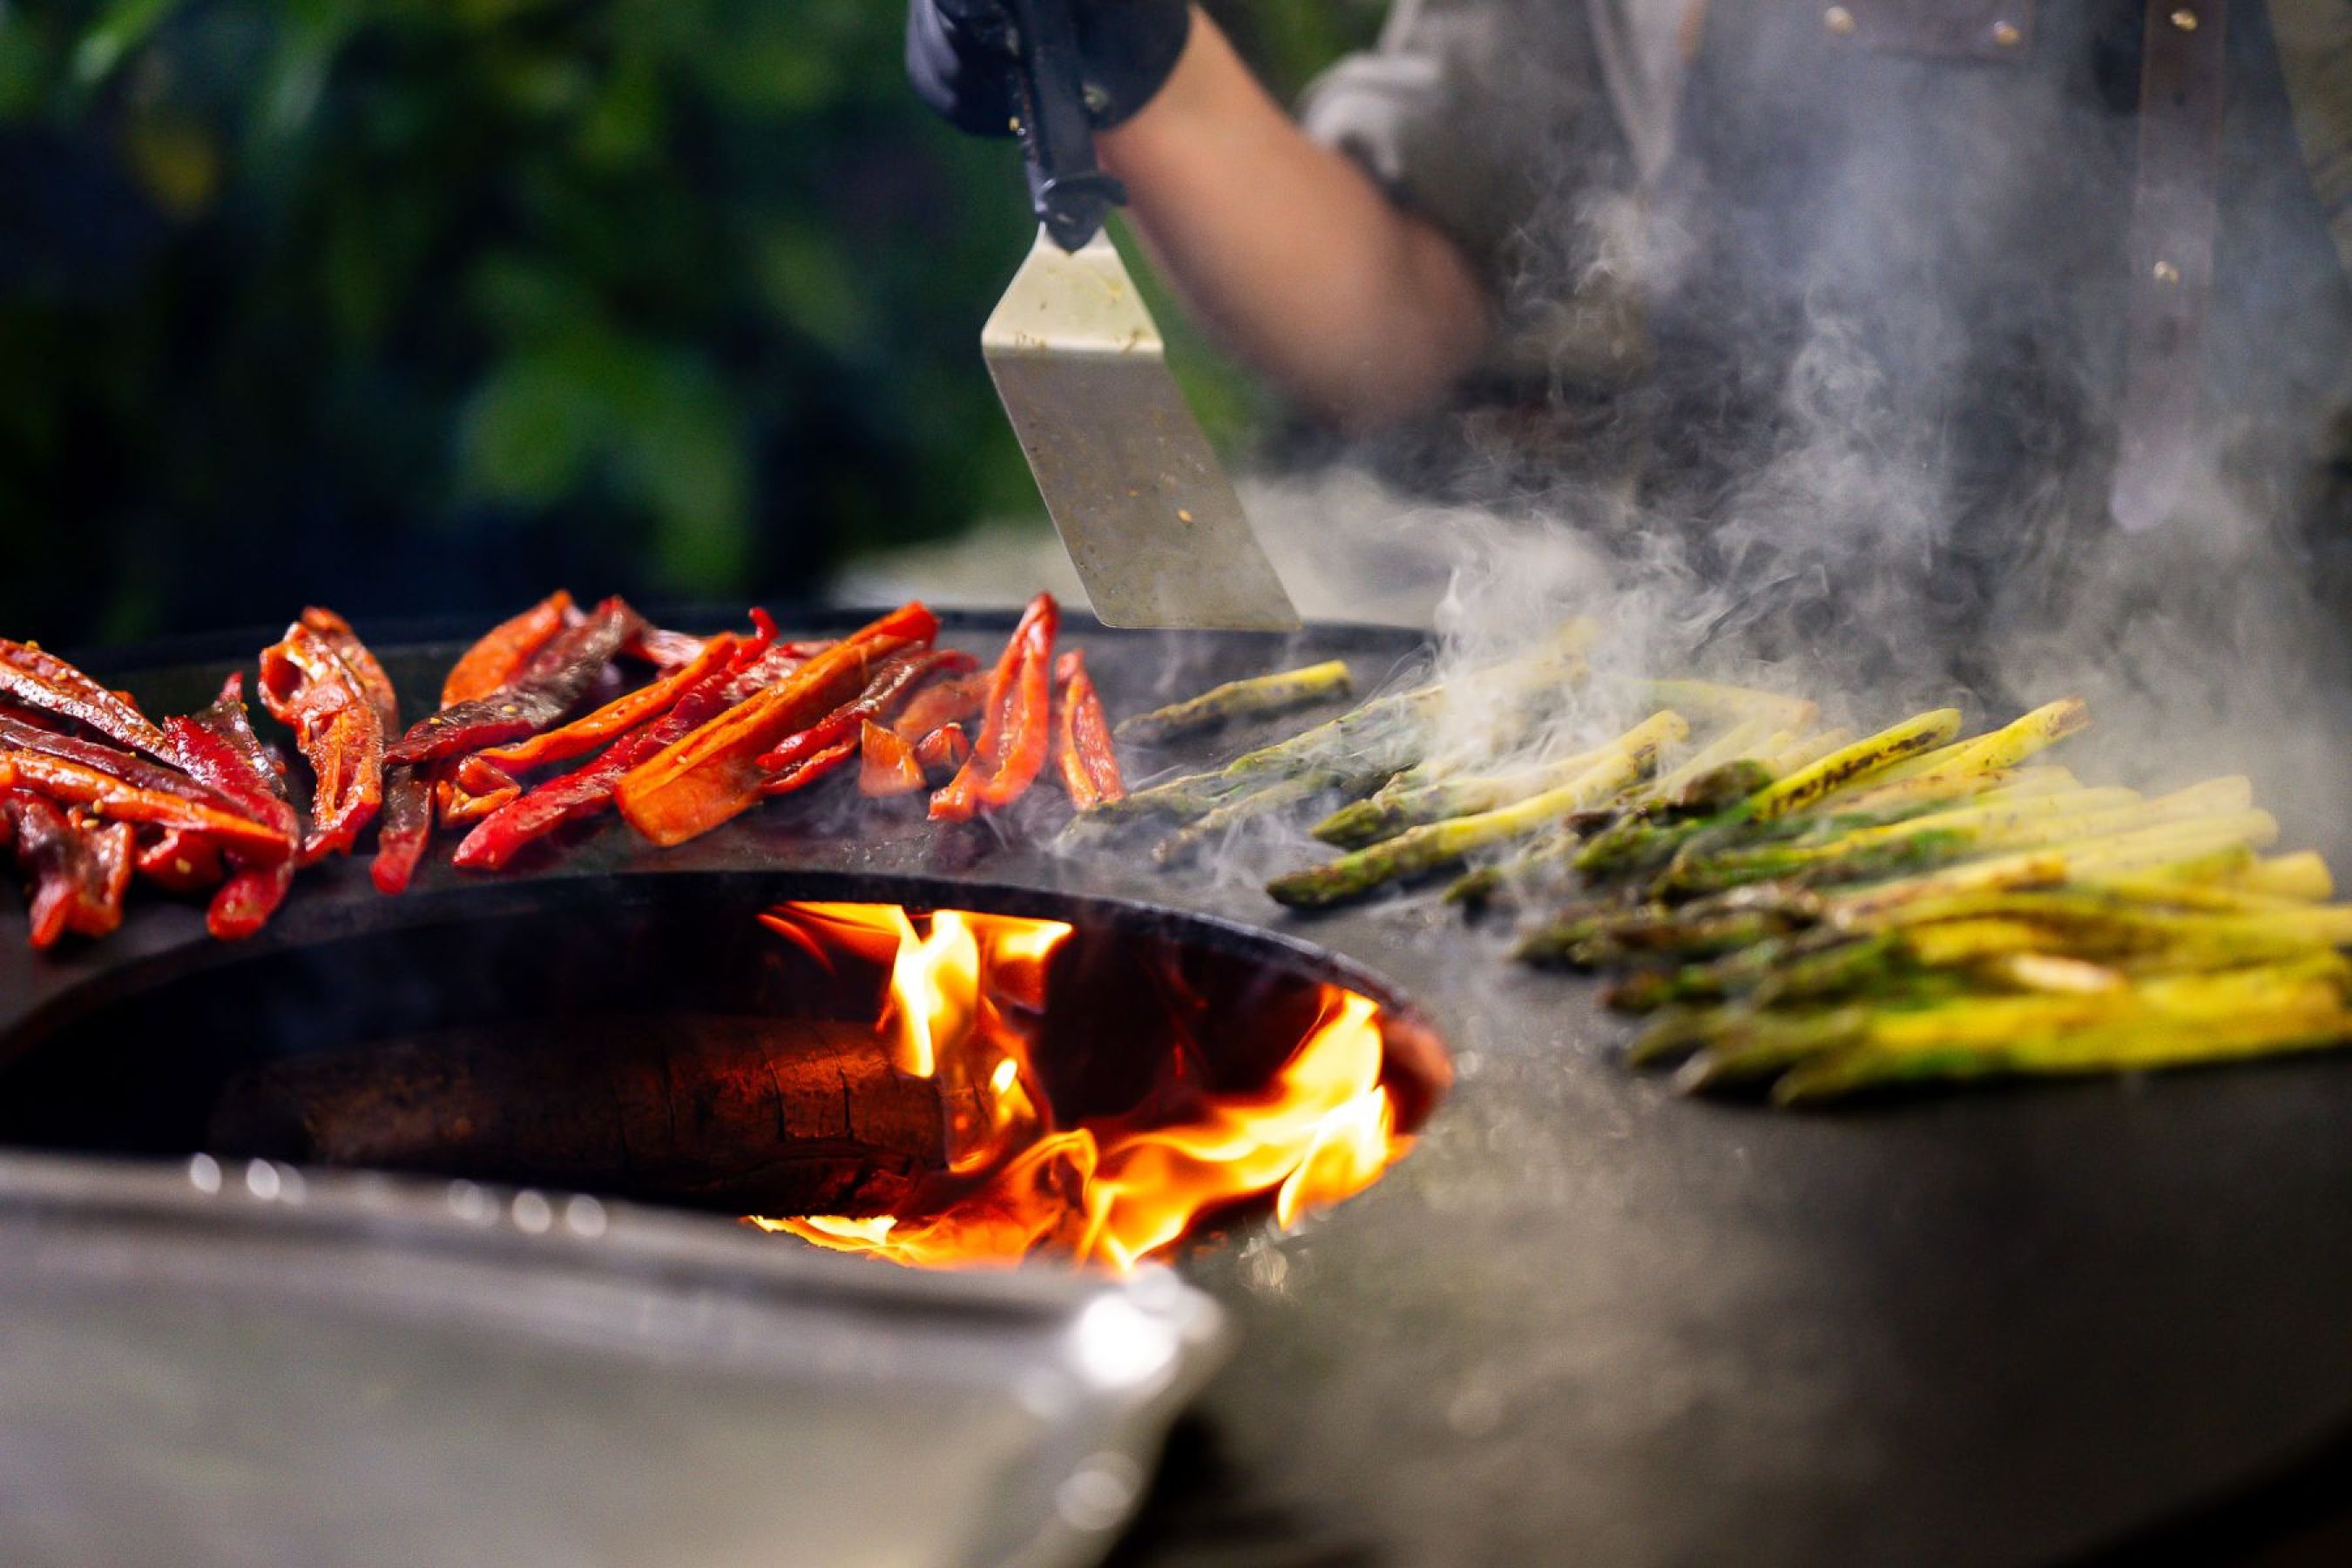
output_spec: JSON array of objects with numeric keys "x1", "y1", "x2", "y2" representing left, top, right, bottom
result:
[{"x1": 1098, "y1": 10, "x2": 1493, "y2": 433}]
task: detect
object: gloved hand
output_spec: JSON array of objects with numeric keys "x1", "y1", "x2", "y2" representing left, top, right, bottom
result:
[{"x1": 906, "y1": 0, "x2": 1192, "y2": 139}]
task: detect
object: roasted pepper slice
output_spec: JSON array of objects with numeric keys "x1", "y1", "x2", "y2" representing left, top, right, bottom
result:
[
  {"x1": 450, "y1": 617, "x2": 800, "y2": 871},
  {"x1": 0, "y1": 639, "x2": 171, "y2": 759},
  {"x1": 1052, "y1": 648, "x2": 1125, "y2": 809},
  {"x1": 258, "y1": 621, "x2": 384, "y2": 862},
  {"x1": 0, "y1": 712, "x2": 247, "y2": 812},
  {"x1": 0, "y1": 750, "x2": 294, "y2": 862},
  {"x1": 757, "y1": 736, "x2": 860, "y2": 797},
  {"x1": 389, "y1": 597, "x2": 644, "y2": 767},
  {"x1": 136, "y1": 828, "x2": 227, "y2": 894},
  {"x1": 615, "y1": 602, "x2": 937, "y2": 848},
  {"x1": 474, "y1": 632, "x2": 740, "y2": 774},
  {"x1": 441, "y1": 591, "x2": 574, "y2": 707},
  {"x1": 754, "y1": 649, "x2": 977, "y2": 774},
  {"x1": 2, "y1": 793, "x2": 127, "y2": 947},
  {"x1": 912, "y1": 723, "x2": 970, "y2": 782},
  {"x1": 892, "y1": 672, "x2": 987, "y2": 741},
  {"x1": 858, "y1": 721, "x2": 926, "y2": 797},
  {"x1": 160, "y1": 677, "x2": 301, "y2": 940},
  {"x1": 931, "y1": 593, "x2": 1057, "y2": 821},
  {"x1": 370, "y1": 769, "x2": 436, "y2": 895}
]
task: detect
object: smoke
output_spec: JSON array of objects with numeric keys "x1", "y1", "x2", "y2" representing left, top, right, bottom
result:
[{"x1": 1210, "y1": 0, "x2": 2352, "y2": 867}]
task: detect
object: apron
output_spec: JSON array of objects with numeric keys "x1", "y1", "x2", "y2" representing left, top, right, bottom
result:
[{"x1": 1633, "y1": 0, "x2": 2352, "y2": 696}]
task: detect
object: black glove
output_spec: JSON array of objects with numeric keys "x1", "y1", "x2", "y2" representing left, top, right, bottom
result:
[{"x1": 906, "y1": 0, "x2": 1192, "y2": 139}]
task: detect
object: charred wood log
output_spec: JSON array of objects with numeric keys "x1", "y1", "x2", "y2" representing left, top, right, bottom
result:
[{"x1": 210, "y1": 1015, "x2": 946, "y2": 1217}]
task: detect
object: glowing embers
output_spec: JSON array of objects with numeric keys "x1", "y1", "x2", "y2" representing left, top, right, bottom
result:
[{"x1": 749, "y1": 902, "x2": 1419, "y2": 1271}]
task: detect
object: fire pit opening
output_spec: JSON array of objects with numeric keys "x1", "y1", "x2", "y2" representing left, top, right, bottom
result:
[{"x1": 0, "y1": 875, "x2": 1448, "y2": 1269}]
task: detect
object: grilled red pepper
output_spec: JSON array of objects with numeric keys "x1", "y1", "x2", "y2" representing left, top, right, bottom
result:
[
  {"x1": 442, "y1": 591, "x2": 574, "y2": 707},
  {"x1": 294, "y1": 608, "x2": 436, "y2": 896},
  {"x1": 475, "y1": 633, "x2": 740, "y2": 774},
  {"x1": 1052, "y1": 648, "x2": 1125, "y2": 809},
  {"x1": 0, "y1": 750, "x2": 294, "y2": 862},
  {"x1": 754, "y1": 648, "x2": 977, "y2": 774},
  {"x1": 258, "y1": 619, "x2": 385, "y2": 862},
  {"x1": 370, "y1": 769, "x2": 436, "y2": 895},
  {"x1": 616, "y1": 603, "x2": 937, "y2": 848},
  {"x1": 623, "y1": 624, "x2": 707, "y2": 671},
  {"x1": 757, "y1": 736, "x2": 860, "y2": 796},
  {"x1": 450, "y1": 614, "x2": 802, "y2": 870},
  {"x1": 0, "y1": 711, "x2": 248, "y2": 812},
  {"x1": 388, "y1": 597, "x2": 643, "y2": 767},
  {"x1": 165, "y1": 676, "x2": 302, "y2": 940},
  {"x1": 3, "y1": 793, "x2": 129, "y2": 947},
  {"x1": 435, "y1": 768, "x2": 520, "y2": 826},
  {"x1": 891, "y1": 671, "x2": 987, "y2": 742},
  {"x1": 858, "y1": 721, "x2": 926, "y2": 797},
  {"x1": 931, "y1": 593, "x2": 1057, "y2": 821},
  {"x1": 0, "y1": 639, "x2": 171, "y2": 760},
  {"x1": 136, "y1": 828, "x2": 227, "y2": 894},
  {"x1": 912, "y1": 723, "x2": 970, "y2": 782}
]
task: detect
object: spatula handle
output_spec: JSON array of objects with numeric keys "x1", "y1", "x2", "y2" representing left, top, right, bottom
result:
[{"x1": 1002, "y1": 0, "x2": 1127, "y2": 250}]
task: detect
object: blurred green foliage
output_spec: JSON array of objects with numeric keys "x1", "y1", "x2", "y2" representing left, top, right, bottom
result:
[{"x1": 0, "y1": 0, "x2": 1380, "y2": 644}]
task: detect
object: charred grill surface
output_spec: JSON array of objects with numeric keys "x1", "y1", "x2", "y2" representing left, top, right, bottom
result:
[{"x1": 1, "y1": 610, "x2": 2349, "y2": 1567}]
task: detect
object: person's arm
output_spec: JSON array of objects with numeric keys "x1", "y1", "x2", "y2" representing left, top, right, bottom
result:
[{"x1": 1098, "y1": 10, "x2": 1494, "y2": 432}]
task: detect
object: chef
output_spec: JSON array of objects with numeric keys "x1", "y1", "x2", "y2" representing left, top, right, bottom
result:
[{"x1": 907, "y1": 1, "x2": 2350, "y2": 685}]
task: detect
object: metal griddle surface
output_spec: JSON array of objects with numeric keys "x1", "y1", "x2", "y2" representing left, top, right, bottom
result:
[{"x1": 3, "y1": 611, "x2": 2349, "y2": 1566}]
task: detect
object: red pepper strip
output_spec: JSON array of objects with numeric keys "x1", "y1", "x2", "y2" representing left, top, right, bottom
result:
[
  {"x1": 623, "y1": 625, "x2": 706, "y2": 670},
  {"x1": 615, "y1": 603, "x2": 938, "y2": 848},
  {"x1": 434, "y1": 770, "x2": 519, "y2": 826},
  {"x1": 892, "y1": 672, "x2": 987, "y2": 741},
  {"x1": 292, "y1": 609, "x2": 434, "y2": 896},
  {"x1": 300, "y1": 607, "x2": 399, "y2": 732},
  {"x1": 0, "y1": 640, "x2": 172, "y2": 760},
  {"x1": 754, "y1": 649, "x2": 976, "y2": 774},
  {"x1": 257, "y1": 622, "x2": 384, "y2": 862},
  {"x1": 1, "y1": 794, "x2": 126, "y2": 946},
  {"x1": 449, "y1": 630, "x2": 799, "y2": 873},
  {"x1": 204, "y1": 861, "x2": 292, "y2": 942},
  {"x1": 74, "y1": 817, "x2": 132, "y2": 939},
  {"x1": 368, "y1": 768, "x2": 435, "y2": 896},
  {"x1": 451, "y1": 755, "x2": 521, "y2": 797},
  {"x1": 1052, "y1": 648, "x2": 1125, "y2": 809},
  {"x1": 442, "y1": 590, "x2": 574, "y2": 707},
  {"x1": 0, "y1": 750, "x2": 294, "y2": 862},
  {"x1": 757, "y1": 736, "x2": 859, "y2": 797},
  {"x1": 931, "y1": 592, "x2": 1057, "y2": 821},
  {"x1": 136, "y1": 828, "x2": 226, "y2": 894},
  {"x1": 474, "y1": 633, "x2": 740, "y2": 774},
  {"x1": 0, "y1": 711, "x2": 249, "y2": 814},
  {"x1": 857, "y1": 721, "x2": 926, "y2": 798},
  {"x1": 912, "y1": 723, "x2": 970, "y2": 782},
  {"x1": 388, "y1": 597, "x2": 645, "y2": 767},
  {"x1": 162, "y1": 679, "x2": 301, "y2": 848},
  {"x1": 159, "y1": 679, "x2": 301, "y2": 941}
]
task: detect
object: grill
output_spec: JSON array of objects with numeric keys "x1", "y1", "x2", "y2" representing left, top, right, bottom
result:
[{"x1": 3, "y1": 609, "x2": 2349, "y2": 1565}]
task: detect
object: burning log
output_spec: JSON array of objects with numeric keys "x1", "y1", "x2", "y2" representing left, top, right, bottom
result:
[{"x1": 210, "y1": 1016, "x2": 949, "y2": 1216}]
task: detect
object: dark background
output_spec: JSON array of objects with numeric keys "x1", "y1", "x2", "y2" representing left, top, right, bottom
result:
[{"x1": 0, "y1": 0, "x2": 1378, "y2": 646}]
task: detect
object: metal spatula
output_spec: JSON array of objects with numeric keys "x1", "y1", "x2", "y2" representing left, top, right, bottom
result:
[{"x1": 982, "y1": 0, "x2": 1298, "y2": 632}]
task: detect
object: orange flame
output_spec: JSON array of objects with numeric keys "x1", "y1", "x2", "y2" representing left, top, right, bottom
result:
[{"x1": 748, "y1": 902, "x2": 1416, "y2": 1271}]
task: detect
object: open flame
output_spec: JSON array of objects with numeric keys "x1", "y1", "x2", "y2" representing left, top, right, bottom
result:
[{"x1": 747, "y1": 902, "x2": 1416, "y2": 1271}]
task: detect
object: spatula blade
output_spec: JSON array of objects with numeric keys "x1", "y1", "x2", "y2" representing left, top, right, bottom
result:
[{"x1": 983, "y1": 227, "x2": 1300, "y2": 632}]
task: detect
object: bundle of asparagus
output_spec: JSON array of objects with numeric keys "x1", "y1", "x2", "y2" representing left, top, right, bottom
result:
[
  {"x1": 1088, "y1": 640, "x2": 2352, "y2": 1104},
  {"x1": 1496, "y1": 688, "x2": 2352, "y2": 1102}
]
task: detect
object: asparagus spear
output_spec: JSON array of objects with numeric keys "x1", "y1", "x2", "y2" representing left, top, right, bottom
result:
[
  {"x1": 1767, "y1": 960, "x2": 2352, "y2": 1103},
  {"x1": 1113, "y1": 660, "x2": 1355, "y2": 747},
  {"x1": 1268, "y1": 711, "x2": 1686, "y2": 909},
  {"x1": 1829, "y1": 698, "x2": 2091, "y2": 807},
  {"x1": 1152, "y1": 773, "x2": 1348, "y2": 868},
  {"x1": 1313, "y1": 746, "x2": 1602, "y2": 849},
  {"x1": 1074, "y1": 620, "x2": 1596, "y2": 835}
]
